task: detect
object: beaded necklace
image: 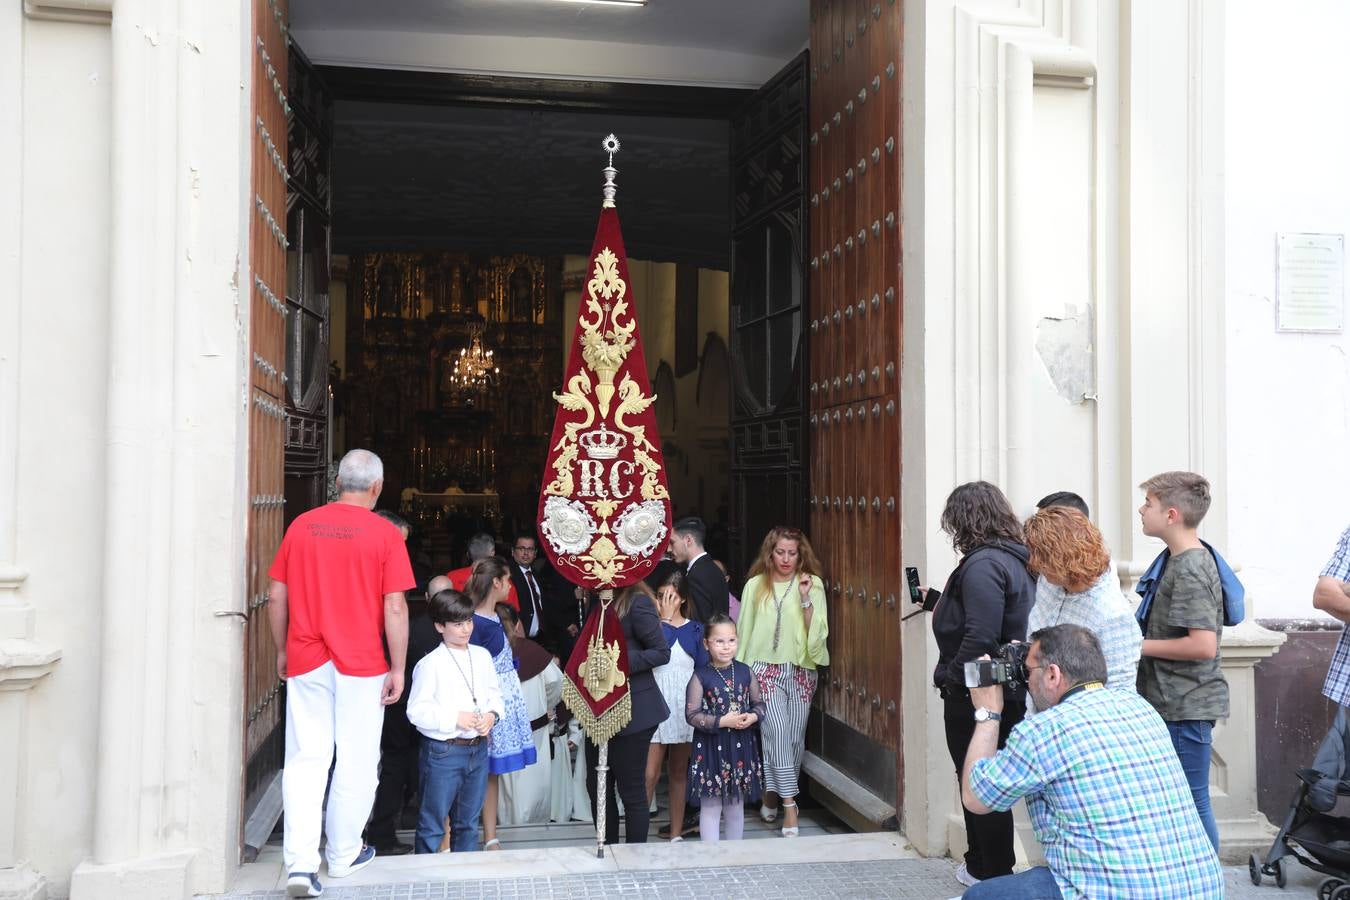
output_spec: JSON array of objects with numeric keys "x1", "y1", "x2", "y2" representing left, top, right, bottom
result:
[{"x1": 713, "y1": 662, "x2": 741, "y2": 714}]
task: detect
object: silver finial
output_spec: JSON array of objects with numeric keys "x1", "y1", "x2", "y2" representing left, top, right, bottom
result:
[{"x1": 601, "y1": 134, "x2": 620, "y2": 208}]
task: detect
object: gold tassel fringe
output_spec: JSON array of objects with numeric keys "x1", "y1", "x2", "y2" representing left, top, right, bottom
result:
[{"x1": 562, "y1": 677, "x2": 633, "y2": 745}]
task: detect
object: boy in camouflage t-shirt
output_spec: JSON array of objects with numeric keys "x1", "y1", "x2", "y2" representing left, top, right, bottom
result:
[{"x1": 1136, "y1": 471, "x2": 1227, "y2": 855}]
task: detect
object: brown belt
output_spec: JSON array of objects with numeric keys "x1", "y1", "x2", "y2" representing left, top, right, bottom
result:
[
  {"x1": 428, "y1": 736, "x2": 484, "y2": 747},
  {"x1": 529, "y1": 713, "x2": 551, "y2": 732}
]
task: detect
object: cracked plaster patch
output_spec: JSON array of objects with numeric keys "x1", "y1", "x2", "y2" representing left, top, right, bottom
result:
[{"x1": 1035, "y1": 304, "x2": 1096, "y2": 404}]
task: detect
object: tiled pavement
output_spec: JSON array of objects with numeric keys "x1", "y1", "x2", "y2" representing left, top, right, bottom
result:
[
  {"x1": 209, "y1": 831, "x2": 1328, "y2": 899},
  {"x1": 216, "y1": 858, "x2": 964, "y2": 899},
  {"x1": 212, "y1": 785, "x2": 1327, "y2": 899}
]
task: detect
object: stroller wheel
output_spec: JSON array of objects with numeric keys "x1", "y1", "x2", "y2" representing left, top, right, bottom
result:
[
  {"x1": 1317, "y1": 877, "x2": 1342, "y2": 900},
  {"x1": 1249, "y1": 853, "x2": 1262, "y2": 886},
  {"x1": 1273, "y1": 856, "x2": 1287, "y2": 889},
  {"x1": 1328, "y1": 881, "x2": 1350, "y2": 900}
]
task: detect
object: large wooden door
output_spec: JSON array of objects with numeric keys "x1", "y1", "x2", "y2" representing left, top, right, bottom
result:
[
  {"x1": 805, "y1": 0, "x2": 904, "y2": 812},
  {"x1": 284, "y1": 46, "x2": 334, "y2": 519},
  {"x1": 242, "y1": 0, "x2": 289, "y2": 858},
  {"x1": 728, "y1": 54, "x2": 810, "y2": 578}
]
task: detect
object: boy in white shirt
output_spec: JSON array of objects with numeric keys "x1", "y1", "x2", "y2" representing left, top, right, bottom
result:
[{"x1": 407, "y1": 589, "x2": 504, "y2": 853}]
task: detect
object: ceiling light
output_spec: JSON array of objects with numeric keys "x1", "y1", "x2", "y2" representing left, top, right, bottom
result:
[{"x1": 550, "y1": 0, "x2": 647, "y2": 6}]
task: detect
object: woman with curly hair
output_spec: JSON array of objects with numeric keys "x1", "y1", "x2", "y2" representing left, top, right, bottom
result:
[
  {"x1": 736, "y1": 526, "x2": 829, "y2": 837},
  {"x1": 1022, "y1": 506, "x2": 1141, "y2": 712},
  {"x1": 929, "y1": 481, "x2": 1034, "y2": 887}
]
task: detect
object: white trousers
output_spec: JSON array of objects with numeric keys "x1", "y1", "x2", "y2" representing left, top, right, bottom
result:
[{"x1": 282, "y1": 660, "x2": 385, "y2": 874}]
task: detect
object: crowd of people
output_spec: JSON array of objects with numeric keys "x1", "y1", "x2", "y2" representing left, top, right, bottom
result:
[
  {"x1": 266, "y1": 450, "x2": 829, "y2": 898},
  {"x1": 929, "y1": 473, "x2": 1231, "y2": 898},
  {"x1": 267, "y1": 449, "x2": 1350, "y2": 900}
]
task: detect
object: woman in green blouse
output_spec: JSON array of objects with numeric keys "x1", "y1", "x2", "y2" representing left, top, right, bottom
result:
[{"x1": 735, "y1": 526, "x2": 830, "y2": 837}]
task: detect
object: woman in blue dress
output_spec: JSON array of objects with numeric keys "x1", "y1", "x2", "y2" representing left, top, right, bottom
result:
[
  {"x1": 466, "y1": 557, "x2": 536, "y2": 849},
  {"x1": 646, "y1": 572, "x2": 707, "y2": 840}
]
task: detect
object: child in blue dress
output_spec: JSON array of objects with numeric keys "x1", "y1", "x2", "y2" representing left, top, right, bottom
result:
[
  {"x1": 685, "y1": 614, "x2": 765, "y2": 842},
  {"x1": 465, "y1": 557, "x2": 536, "y2": 850},
  {"x1": 648, "y1": 572, "x2": 707, "y2": 841}
]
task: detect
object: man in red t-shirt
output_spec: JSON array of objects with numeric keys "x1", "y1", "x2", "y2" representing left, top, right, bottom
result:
[
  {"x1": 446, "y1": 531, "x2": 519, "y2": 612},
  {"x1": 267, "y1": 449, "x2": 414, "y2": 896}
]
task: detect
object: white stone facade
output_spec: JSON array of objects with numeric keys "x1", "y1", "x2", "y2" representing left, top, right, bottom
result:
[{"x1": 0, "y1": 0, "x2": 1338, "y2": 896}]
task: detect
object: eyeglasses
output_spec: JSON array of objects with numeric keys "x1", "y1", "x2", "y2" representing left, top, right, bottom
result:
[{"x1": 513, "y1": 545, "x2": 537, "y2": 553}]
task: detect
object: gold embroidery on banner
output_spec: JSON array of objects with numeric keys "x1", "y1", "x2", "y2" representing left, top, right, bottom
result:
[
  {"x1": 580, "y1": 248, "x2": 636, "y2": 417},
  {"x1": 581, "y1": 634, "x2": 627, "y2": 701},
  {"x1": 551, "y1": 371, "x2": 597, "y2": 453},
  {"x1": 589, "y1": 499, "x2": 620, "y2": 520},
  {"x1": 543, "y1": 444, "x2": 578, "y2": 498},
  {"x1": 580, "y1": 536, "x2": 624, "y2": 584},
  {"x1": 544, "y1": 243, "x2": 669, "y2": 587},
  {"x1": 613, "y1": 372, "x2": 657, "y2": 453},
  {"x1": 632, "y1": 448, "x2": 670, "y2": 501}
]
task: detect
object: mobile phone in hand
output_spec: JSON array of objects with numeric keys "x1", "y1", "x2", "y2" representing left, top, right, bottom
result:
[{"x1": 905, "y1": 566, "x2": 922, "y2": 605}]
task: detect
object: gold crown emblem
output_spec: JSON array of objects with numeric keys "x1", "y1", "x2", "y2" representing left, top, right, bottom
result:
[{"x1": 579, "y1": 423, "x2": 628, "y2": 460}]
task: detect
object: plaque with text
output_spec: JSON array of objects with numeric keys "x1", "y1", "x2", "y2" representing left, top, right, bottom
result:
[{"x1": 1277, "y1": 233, "x2": 1344, "y2": 333}]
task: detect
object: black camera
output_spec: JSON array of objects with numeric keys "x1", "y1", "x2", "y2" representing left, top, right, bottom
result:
[{"x1": 963, "y1": 641, "x2": 1030, "y2": 688}]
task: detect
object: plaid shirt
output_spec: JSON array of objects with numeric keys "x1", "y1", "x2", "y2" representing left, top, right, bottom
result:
[
  {"x1": 1320, "y1": 526, "x2": 1350, "y2": 706},
  {"x1": 969, "y1": 687, "x2": 1222, "y2": 899}
]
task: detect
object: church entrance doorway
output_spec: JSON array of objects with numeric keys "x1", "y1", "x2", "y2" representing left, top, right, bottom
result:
[{"x1": 241, "y1": 0, "x2": 905, "y2": 861}]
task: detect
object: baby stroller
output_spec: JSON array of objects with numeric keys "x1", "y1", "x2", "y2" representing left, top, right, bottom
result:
[{"x1": 1250, "y1": 704, "x2": 1350, "y2": 897}]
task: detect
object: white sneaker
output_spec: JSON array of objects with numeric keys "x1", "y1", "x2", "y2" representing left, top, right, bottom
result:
[{"x1": 954, "y1": 862, "x2": 981, "y2": 887}]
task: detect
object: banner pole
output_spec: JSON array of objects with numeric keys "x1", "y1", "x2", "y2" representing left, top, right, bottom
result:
[
  {"x1": 594, "y1": 587, "x2": 613, "y2": 858},
  {"x1": 595, "y1": 741, "x2": 610, "y2": 858}
]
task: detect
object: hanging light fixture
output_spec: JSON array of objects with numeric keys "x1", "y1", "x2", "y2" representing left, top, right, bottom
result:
[{"x1": 450, "y1": 320, "x2": 498, "y2": 392}]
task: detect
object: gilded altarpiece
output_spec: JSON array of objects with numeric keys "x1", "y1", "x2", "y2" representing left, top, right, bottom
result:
[{"x1": 342, "y1": 252, "x2": 563, "y2": 534}]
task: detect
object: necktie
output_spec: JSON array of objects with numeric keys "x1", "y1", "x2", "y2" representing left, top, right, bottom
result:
[{"x1": 524, "y1": 568, "x2": 541, "y2": 637}]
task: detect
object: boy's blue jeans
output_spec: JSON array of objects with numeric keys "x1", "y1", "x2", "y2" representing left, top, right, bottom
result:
[
  {"x1": 962, "y1": 865, "x2": 1061, "y2": 899},
  {"x1": 1167, "y1": 720, "x2": 1220, "y2": 854},
  {"x1": 415, "y1": 737, "x2": 489, "y2": 854}
]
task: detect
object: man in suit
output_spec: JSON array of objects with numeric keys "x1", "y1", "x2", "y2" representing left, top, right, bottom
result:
[
  {"x1": 670, "y1": 516, "x2": 728, "y2": 624},
  {"x1": 508, "y1": 531, "x2": 552, "y2": 650}
]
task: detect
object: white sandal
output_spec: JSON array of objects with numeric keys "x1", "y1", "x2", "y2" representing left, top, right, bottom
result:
[
  {"x1": 780, "y1": 800, "x2": 799, "y2": 837},
  {"x1": 759, "y1": 803, "x2": 779, "y2": 823}
]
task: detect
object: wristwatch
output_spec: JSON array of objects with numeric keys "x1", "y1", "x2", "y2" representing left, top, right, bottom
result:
[{"x1": 973, "y1": 708, "x2": 1002, "y2": 723}]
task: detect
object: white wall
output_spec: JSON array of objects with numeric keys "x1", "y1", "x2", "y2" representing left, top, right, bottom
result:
[
  {"x1": 1225, "y1": 0, "x2": 1350, "y2": 622},
  {"x1": 16, "y1": 17, "x2": 112, "y2": 893}
]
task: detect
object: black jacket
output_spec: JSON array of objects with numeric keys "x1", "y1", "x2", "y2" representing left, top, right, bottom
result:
[
  {"x1": 509, "y1": 562, "x2": 549, "y2": 647},
  {"x1": 931, "y1": 540, "x2": 1035, "y2": 692},
  {"x1": 684, "y1": 554, "x2": 729, "y2": 624},
  {"x1": 590, "y1": 592, "x2": 671, "y2": 736}
]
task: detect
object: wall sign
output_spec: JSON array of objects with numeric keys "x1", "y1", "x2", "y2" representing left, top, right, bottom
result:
[{"x1": 1277, "y1": 233, "x2": 1344, "y2": 333}]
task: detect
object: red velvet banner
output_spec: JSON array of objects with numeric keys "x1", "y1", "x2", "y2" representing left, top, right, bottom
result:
[
  {"x1": 540, "y1": 199, "x2": 672, "y2": 741},
  {"x1": 536, "y1": 206, "x2": 673, "y2": 591}
]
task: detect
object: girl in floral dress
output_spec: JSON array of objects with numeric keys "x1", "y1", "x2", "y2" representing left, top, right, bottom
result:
[
  {"x1": 685, "y1": 614, "x2": 765, "y2": 842},
  {"x1": 466, "y1": 557, "x2": 536, "y2": 850}
]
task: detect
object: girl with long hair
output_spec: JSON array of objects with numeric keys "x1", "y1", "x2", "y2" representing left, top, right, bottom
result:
[
  {"x1": 735, "y1": 526, "x2": 829, "y2": 837},
  {"x1": 645, "y1": 572, "x2": 707, "y2": 840},
  {"x1": 929, "y1": 481, "x2": 1035, "y2": 886},
  {"x1": 465, "y1": 557, "x2": 536, "y2": 850}
]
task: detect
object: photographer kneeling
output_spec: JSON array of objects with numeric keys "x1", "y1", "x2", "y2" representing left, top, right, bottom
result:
[{"x1": 960, "y1": 624, "x2": 1222, "y2": 900}]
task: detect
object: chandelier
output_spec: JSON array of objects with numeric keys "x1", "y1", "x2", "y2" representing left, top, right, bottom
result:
[{"x1": 450, "y1": 321, "x2": 498, "y2": 392}]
